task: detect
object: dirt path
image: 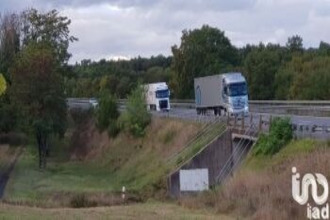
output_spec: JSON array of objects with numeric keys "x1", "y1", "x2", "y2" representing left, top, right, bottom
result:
[{"x1": 0, "y1": 148, "x2": 22, "y2": 198}]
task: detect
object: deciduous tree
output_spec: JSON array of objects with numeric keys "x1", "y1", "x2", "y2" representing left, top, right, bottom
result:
[
  {"x1": 11, "y1": 42, "x2": 67, "y2": 168},
  {"x1": 171, "y1": 25, "x2": 239, "y2": 98},
  {"x1": 21, "y1": 9, "x2": 78, "y2": 65}
]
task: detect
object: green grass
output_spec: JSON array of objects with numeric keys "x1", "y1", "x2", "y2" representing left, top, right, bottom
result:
[
  {"x1": 243, "y1": 138, "x2": 320, "y2": 171},
  {"x1": 5, "y1": 147, "x2": 116, "y2": 205},
  {"x1": 5, "y1": 118, "x2": 225, "y2": 206}
]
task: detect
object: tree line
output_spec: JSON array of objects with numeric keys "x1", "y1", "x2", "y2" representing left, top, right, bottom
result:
[
  {"x1": 66, "y1": 25, "x2": 330, "y2": 101},
  {"x1": 66, "y1": 55, "x2": 171, "y2": 98}
]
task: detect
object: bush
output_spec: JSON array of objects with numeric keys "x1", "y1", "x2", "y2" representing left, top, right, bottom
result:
[
  {"x1": 70, "y1": 194, "x2": 97, "y2": 208},
  {"x1": 95, "y1": 93, "x2": 119, "y2": 131},
  {"x1": 70, "y1": 108, "x2": 93, "y2": 125},
  {"x1": 119, "y1": 84, "x2": 151, "y2": 137},
  {"x1": 0, "y1": 133, "x2": 28, "y2": 146},
  {"x1": 253, "y1": 117, "x2": 292, "y2": 155},
  {"x1": 0, "y1": 101, "x2": 18, "y2": 133},
  {"x1": 107, "y1": 119, "x2": 120, "y2": 137}
]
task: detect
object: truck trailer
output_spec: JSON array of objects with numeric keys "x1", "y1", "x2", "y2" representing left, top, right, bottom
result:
[
  {"x1": 144, "y1": 82, "x2": 170, "y2": 111},
  {"x1": 194, "y1": 73, "x2": 248, "y2": 116}
]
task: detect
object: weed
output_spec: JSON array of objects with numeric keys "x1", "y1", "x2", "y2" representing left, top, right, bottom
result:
[
  {"x1": 162, "y1": 130, "x2": 176, "y2": 144},
  {"x1": 70, "y1": 194, "x2": 97, "y2": 208}
]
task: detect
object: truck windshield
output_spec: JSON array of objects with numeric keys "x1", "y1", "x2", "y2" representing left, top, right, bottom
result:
[
  {"x1": 156, "y1": 89, "x2": 169, "y2": 98},
  {"x1": 228, "y1": 83, "x2": 247, "y2": 96}
]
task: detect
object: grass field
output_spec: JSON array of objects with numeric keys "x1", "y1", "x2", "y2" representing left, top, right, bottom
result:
[
  {"x1": 4, "y1": 117, "x2": 225, "y2": 207},
  {"x1": 0, "y1": 202, "x2": 232, "y2": 220}
]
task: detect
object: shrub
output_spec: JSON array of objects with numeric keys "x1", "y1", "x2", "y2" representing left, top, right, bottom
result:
[
  {"x1": 120, "y1": 84, "x2": 151, "y2": 137},
  {"x1": 70, "y1": 194, "x2": 97, "y2": 208},
  {"x1": 70, "y1": 108, "x2": 92, "y2": 125},
  {"x1": 0, "y1": 133, "x2": 28, "y2": 146},
  {"x1": 0, "y1": 101, "x2": 18, "y2": 133},
  {"x1": 107, "y1": 119, "x2": 120, "y2": 137},
  {"x1": 95, "y1": 93, "x2": 119, "y2": 131},
  {"x1": 253, "y1": 117, "x2": 292, "y2": 155}
]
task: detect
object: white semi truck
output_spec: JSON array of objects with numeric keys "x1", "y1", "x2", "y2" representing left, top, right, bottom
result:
[
  {"x1": 144, "y1": 82, "x2": 170, "y2": 111},
  {"x1": 194, "y1": 73, "x2": 249, "y2": 116}
]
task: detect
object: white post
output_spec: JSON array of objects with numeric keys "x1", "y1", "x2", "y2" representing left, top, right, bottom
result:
[{"x1": 122, "y1": 186, "x2": 126, "y2": 200}]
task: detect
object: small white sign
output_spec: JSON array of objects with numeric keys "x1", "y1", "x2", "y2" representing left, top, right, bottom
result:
[{"x1": 179, "y1": 168, "x2": 209, "y2": 191}]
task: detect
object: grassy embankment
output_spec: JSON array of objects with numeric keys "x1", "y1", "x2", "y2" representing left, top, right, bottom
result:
[
  {"x1": 179, "y1": 139, "x2": 330, "y2": 219},
  {"x1": 0, "y1": 202, "x2": 232, "y2": 220},
  {"x1": 4, "y1": 115, "x2": 225, "y2": 207}
]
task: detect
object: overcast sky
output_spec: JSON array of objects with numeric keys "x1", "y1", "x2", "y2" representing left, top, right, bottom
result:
[{"x1": 1, "y1": 0, "x2": 330, "y2": 63}]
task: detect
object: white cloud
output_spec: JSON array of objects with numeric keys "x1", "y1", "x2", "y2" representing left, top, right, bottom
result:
[{"x1": 1, "y1": 0, "x2": 330, "y2": 63}]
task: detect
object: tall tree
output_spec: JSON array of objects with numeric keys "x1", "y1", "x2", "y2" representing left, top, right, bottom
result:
[
  {"x1": 287, "y1": 55, "x2": 330, "y2": 100},
  {"x1": 9, "y1": 9, "x2": 77, "y2": 168},
  {"x1": 171, "y1": 25, "x2": 239, "y2": 98},
  {"x1": 286, "y1": 35, "x2": 303, "y2": 54},
  {"x1": 11, "y1": 42, "x2": 67, "y2": 168},
  {"x1": 21, "y1": 8, "x2": 78, "y2": 65},
  {"x1": 319, "y1": 41, "x2": 330, "y2": 56},
  {"x1": 244, "y1": 43, "x2": 284, "y2": 100}
]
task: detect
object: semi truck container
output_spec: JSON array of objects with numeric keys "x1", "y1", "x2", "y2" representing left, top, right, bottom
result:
[
  {"x1": 144, "y1": 82, "x2": 170, "y2": 111},
  {"x1": 194, "y1": 72, "x2": 248, "y2": 116}
]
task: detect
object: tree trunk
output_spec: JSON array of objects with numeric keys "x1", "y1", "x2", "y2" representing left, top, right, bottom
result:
[
  {"x1": 42, "y1": 136, "x2": 47, "y2": 168},
  {"x1": 37, "y1": 132, "x2": 43, "y2": 169},
  {"x1": 36, "y1": 132, "x2": 48, "y2": 169}
]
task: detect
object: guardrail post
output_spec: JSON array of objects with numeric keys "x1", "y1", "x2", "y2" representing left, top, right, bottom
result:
[{"x1": 259, "y1": 115, "x2": 262, "y2": 132}]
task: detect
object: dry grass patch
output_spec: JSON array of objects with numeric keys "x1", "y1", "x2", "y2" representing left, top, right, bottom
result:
[
  {"x1": 179, "y1": 139, "x2": 330, "y2": 219},
  {"x1": 0, "y1": 202, "x2": 230, "y2": 220}
]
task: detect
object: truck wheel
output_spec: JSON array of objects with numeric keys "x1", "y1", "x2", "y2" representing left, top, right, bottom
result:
[
  {"x1": 214, "y1": 108, "x2": 218, "y2": 116},
  {"x1": 196, "y1": 109, "x2": 201, "y2": 115}
]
